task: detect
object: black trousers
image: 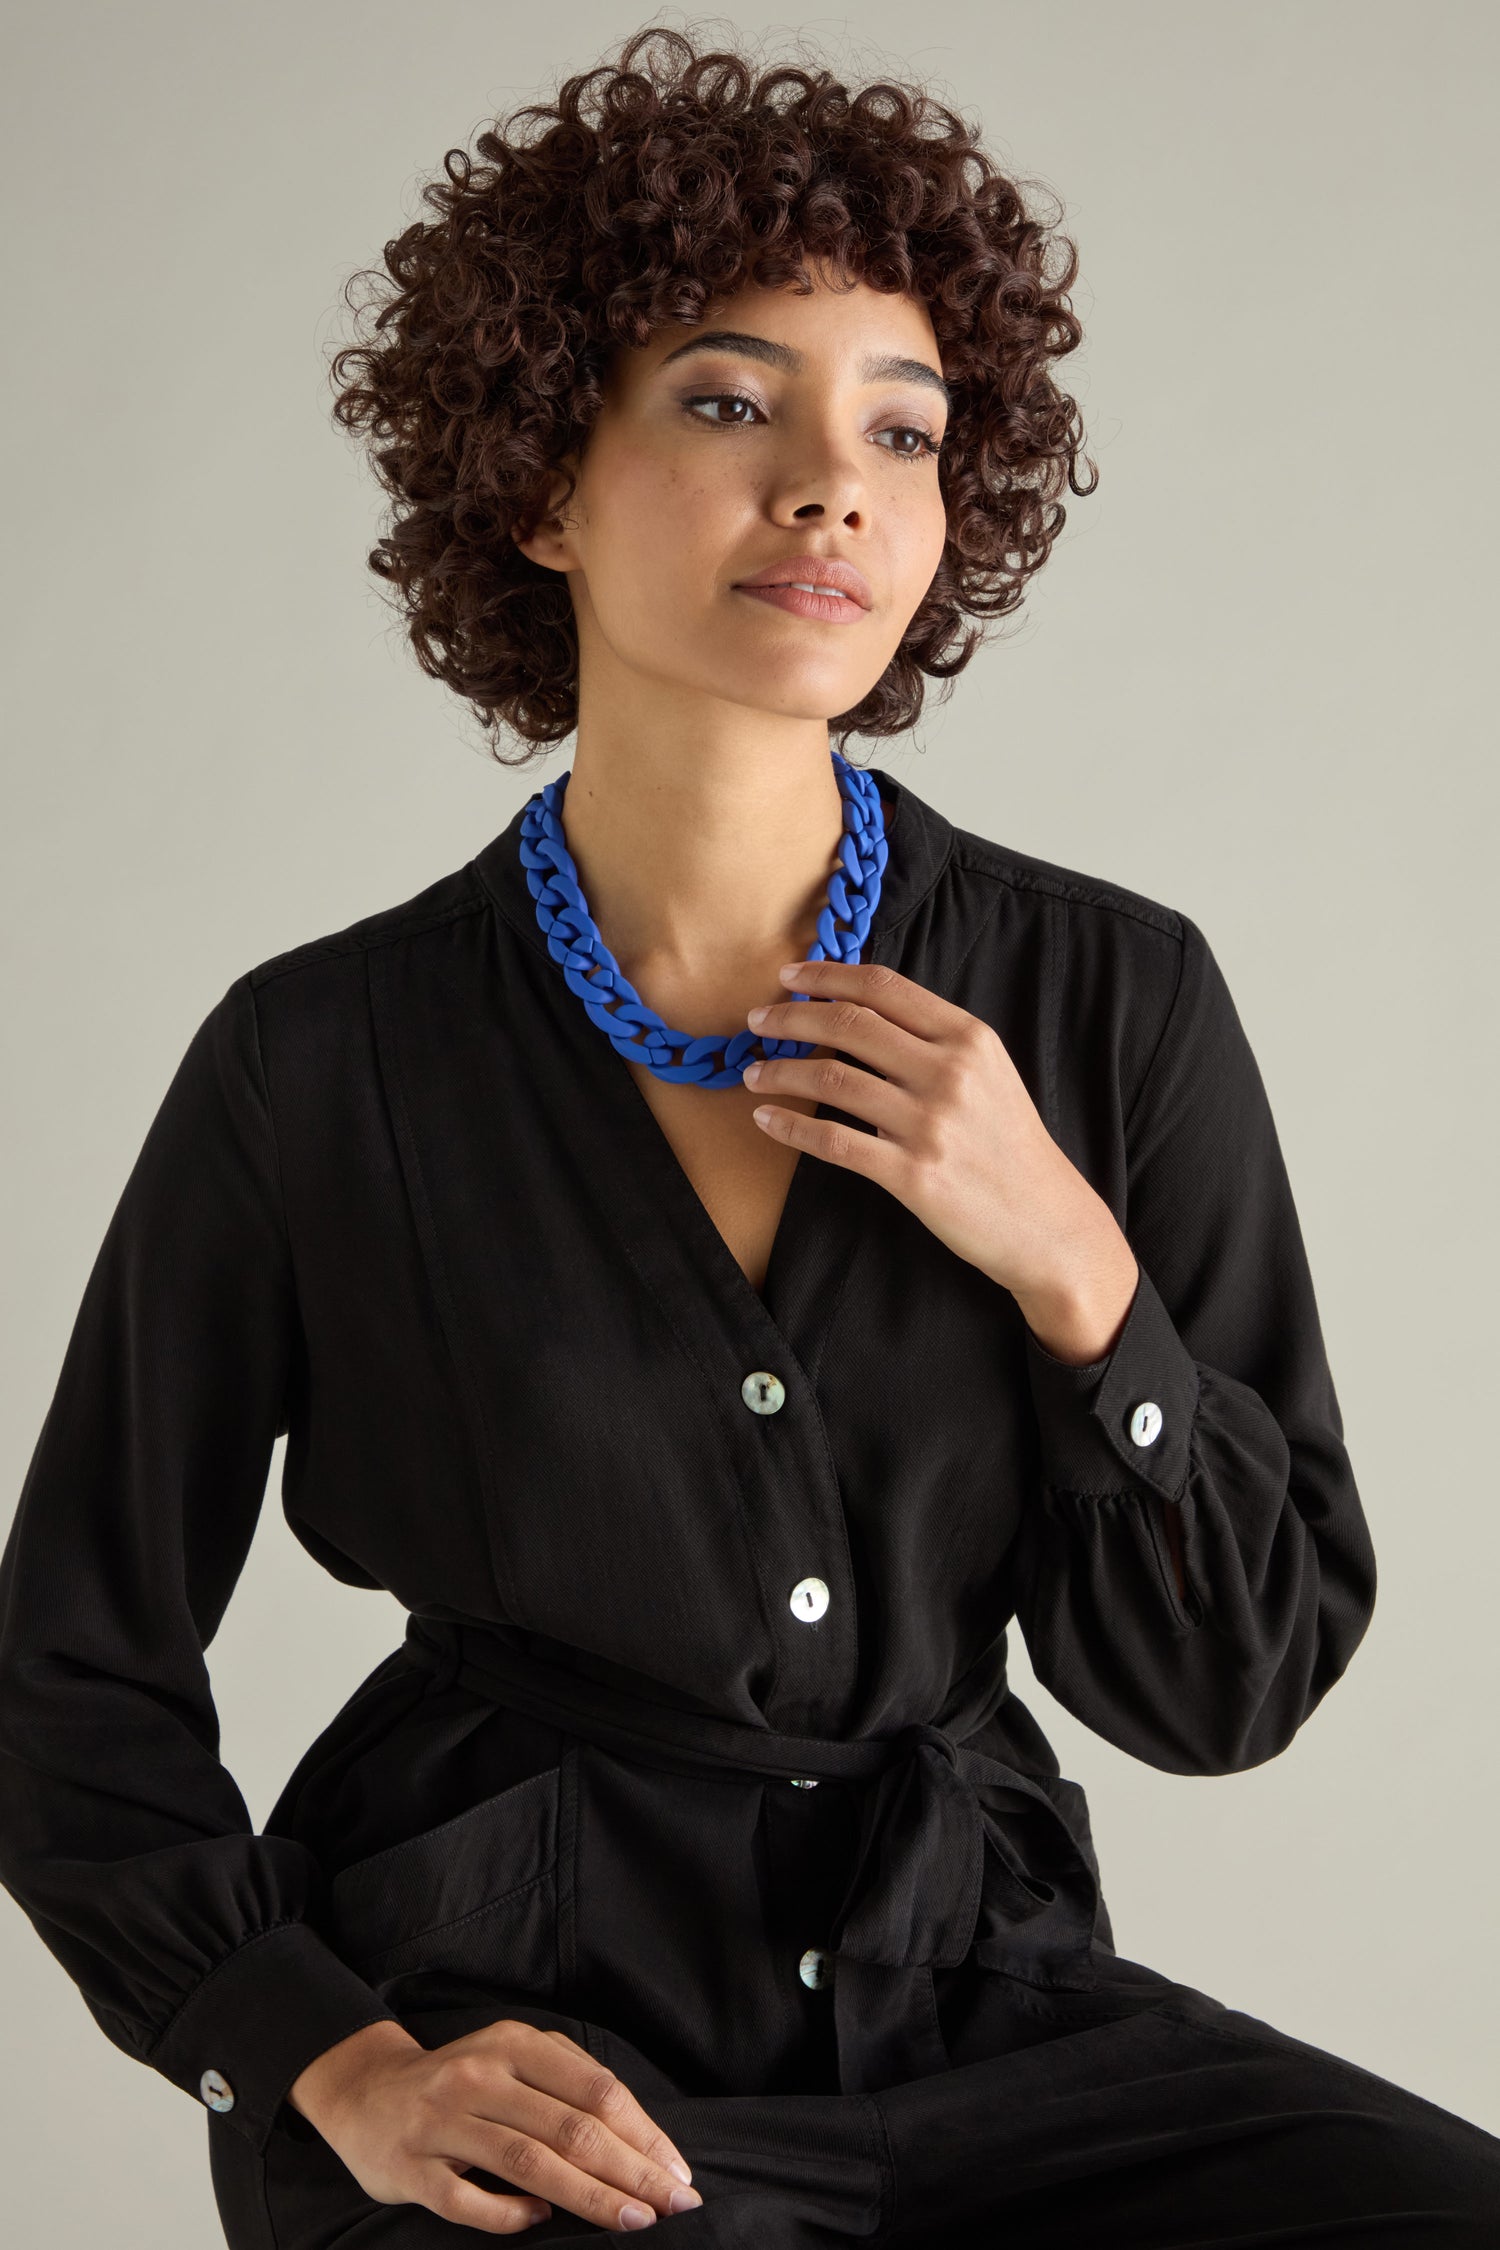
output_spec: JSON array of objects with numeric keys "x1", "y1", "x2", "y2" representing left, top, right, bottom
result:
[{"x1": 208, "y1": 1968, "x2": 1500, "y2": 2247}]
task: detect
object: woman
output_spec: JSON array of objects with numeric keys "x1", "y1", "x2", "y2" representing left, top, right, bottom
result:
[{"x1": 2, "y1": 26, "x2": 1496, "y2": 2247}]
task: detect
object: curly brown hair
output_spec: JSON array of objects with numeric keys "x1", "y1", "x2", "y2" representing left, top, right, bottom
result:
[{"x1": 327, "y1": 22, "x2": 1096, "y2": 766}]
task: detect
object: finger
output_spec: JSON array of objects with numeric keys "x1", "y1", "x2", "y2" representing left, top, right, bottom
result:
[
  {"x1": 466, "y1": 2080, "x2": 698, "y2": 2221},
  {"x1": 773, "y1": 955, "x2": 971, "y2": 1040},
  {"x1": 448, "y1": 2112, "x2": 692, "y2": 2233},
  {"x1": 423, "y1": 2164, "x2": 552, "y2": 2234},
  {"x1": 750, "y1": 1099, "x2": 909, "y2": 1190},
  {"x1": 515, "y1": 2026, "x2": 695, "y2": 2186},
  {"x1": 481, "y1": 2023, "x2": 693, "y2": 2186},
  {"x1": 746, "y1": 996, "x2": 927, "y2": 1085},
  {"x1": 743, "y1": 1055, "x2": 913, "y2": 1140},
  {"x1": 458, "y1": 2030, "x2": 698, "y2": 2219}
]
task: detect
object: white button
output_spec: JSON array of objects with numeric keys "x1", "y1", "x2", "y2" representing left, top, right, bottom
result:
[
  {"x1": 799, "y1": 1947, "x2": 833, "y2": 1989},
  {"x1": 789, "y1": 1576, "x2": 830, "y2": 1623},
  {"x1": 789, "y1": 1776, "x2": 820, "y2": 1789},
  {"x1": 742, "y1": 1371, "x2": 786, "y2": 1415},
  {"x1": 200, "y1": 2067, "x2": 236, "y2": 2113},
  {"x1": 1129, "y1": 1400, "x2": 1163, "y2": 1447}
]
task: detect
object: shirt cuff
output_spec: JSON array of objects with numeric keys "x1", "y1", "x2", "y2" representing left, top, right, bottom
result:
[
  {"x1": 146, "y1": 1919, "x2": 401, "y2": 2153},
  {"x1": 1023, "y1": 1262, "x2": 1199, "y2": 1504}
]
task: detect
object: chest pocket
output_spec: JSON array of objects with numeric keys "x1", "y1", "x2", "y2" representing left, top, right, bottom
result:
[{"x1": 326, "y1": 1749, "x2": 576, "y2": 2011}]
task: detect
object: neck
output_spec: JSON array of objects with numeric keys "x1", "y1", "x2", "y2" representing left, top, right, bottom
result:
[{"x1": 555, "y1": 719, "x2": 868, "y2": 1012}]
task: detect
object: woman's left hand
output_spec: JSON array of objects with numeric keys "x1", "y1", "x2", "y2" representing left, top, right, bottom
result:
[{"x1": 743, "y1": 957, "x2": 1140, "y2": 1367}]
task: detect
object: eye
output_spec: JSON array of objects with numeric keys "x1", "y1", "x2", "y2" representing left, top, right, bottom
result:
[
  {"x1": 877, "y1": 425, "x2": 944, "y2": 464},
  {"x1": 680, "y1": 392, "x2": 944, "y2": 462},
  {"x1": 683, "y1": 391, "x2": 766, "y2": 427}
]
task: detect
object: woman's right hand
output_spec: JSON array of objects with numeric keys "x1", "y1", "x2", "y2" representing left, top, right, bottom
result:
[{"x1": 287, "y1": 2016, "x2": 704, "y2": 2233}]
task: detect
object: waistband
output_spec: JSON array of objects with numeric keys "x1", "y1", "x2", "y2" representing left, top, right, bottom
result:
[{"x1": 401, "y1": 1612, "x2": 1107, "y2": 2091}]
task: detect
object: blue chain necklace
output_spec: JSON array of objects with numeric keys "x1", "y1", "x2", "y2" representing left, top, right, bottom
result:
[{"x1": 519, "y1": 750, "x2": 889, "y2": 1088}]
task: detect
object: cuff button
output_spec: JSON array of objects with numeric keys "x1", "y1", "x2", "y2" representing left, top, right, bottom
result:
[
  {"x1": 199, "y1": 2067, "x2": 236, "y2": 2113},
  {"x1": 1129, "y1": 1400, "x2": 1163, "y2": 1447}
]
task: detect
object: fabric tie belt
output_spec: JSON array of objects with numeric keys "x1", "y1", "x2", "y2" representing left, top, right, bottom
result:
[{"x1": 400, "y1": 1615, "x2": 1109, "y2": 2092}]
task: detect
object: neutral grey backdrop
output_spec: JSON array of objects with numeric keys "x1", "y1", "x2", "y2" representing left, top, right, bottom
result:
[{"x1": 3, "y1": 3, "x2": 1496, "y2": 2240}]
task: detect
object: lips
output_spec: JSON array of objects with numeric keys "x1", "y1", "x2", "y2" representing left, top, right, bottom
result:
[{"x1": 732, "y1": 554, "x2": 873, "y2": 609}]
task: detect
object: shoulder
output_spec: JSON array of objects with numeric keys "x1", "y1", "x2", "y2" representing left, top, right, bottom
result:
[
  {"x1": 942, "y1": 814, "x2": 1196, "y2": 1006},
  {"x1": 928, "y1": 814, "x2": 1229, "y2": 1122},
  {"x1": 877, "y1": 768, "x2": 1218, "y2": 1091},
  {"x1": 948, "y1": 819, "x2": 1184, "y2": 943},
  {"x1": 242, "y1": 861, "x2": 488, "y2": 997},
  {"x1": 205, "y1": 858, "x2": 495, "y2": 1089}
]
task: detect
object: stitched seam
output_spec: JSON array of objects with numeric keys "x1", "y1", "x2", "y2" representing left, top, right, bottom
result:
[
  {"x1": 568, "y1": 1200, "x2": 789, "y2": 1712},
  {"x1": 1047, "y1": 1479, "x2": 1154, "y2": 1501},
  {"x1": 1043, "y1": 893, "x2": 1065, "y2": 1141},
  {"x1": 805, "y1": 1198, "x2": 864, "y2": 1388},
  {"x1": 143, "y1": 1921, "x2": 304, "y2": 2059},
  {"x1": 248, "y1": 889, "x2": 486, "y2": 991},
  {"x1": 352, "y1": 1865, "x2": 556, "y2": 1972},
  {"x1": 364, "y1": 946, "x2": 526, "y2": 1624},
  {"x1": 260, "y1": 2139, "x2": 282, "y2": 2250},
  {"x1": 951, "y1": 845, "x2": 1184, "y2": 938},
  {"x1": 783, "y1": 1223, "x2": 865, "y2": 1676},
  {"x1": 1148, "y1": 1997, "x2": 1384, "y2": 2075},
  {"x1": 243, "y1": 978, "x2": 293, "y2": 1270},
  {"x1": 333, "y1": 1766, "x2": 559, "y2": 1886},
  {"x1": 1120, "y1": 914, "x2": 1191, "y2": 1145},
  {"x1": 557, "y1": 1741, "x2": 580, "y2": 2000},
  {"x1": 878, "y1": 818, "x2": 955, "y2": 944},
  {"x1": 948, "y1": 870, "x2": 1008, "y2": 985},
  {"x1": 865, "y1": 2090, "x2": 900, "y2": 2241},
  {"x1": 1150, "y1": 1999, "x2": 1293, "y2": 2055}
]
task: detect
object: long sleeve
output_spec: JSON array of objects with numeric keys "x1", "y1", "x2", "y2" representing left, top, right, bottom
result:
[
  {"x1": 1012, "y1": 911, "x2": 1377, "y2": 1776},
  {"x1": 0, "y1": 974, "x2": 399, "y2": 2154}
]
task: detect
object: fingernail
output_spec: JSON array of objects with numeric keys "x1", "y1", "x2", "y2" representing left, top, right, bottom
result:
[
  {"x1": 619, "y1": 2204, "x2": 656, "y2": 2229},
  {"x1": 742, "y1": 1060, "x2": 762, "y2": 1083},
  {"x1": 746, "y1": 1006, "x2": 768, "y2": 1027},
  {"x1": 669, "y1": 2186, "x2": 703, "y2": 2213},
  {"x1": 778, "y1": 962, "x2": 804, "y2": 979},
  {"x1": 667, "y1": 2160, "x2": 693, "y2": 2185}
]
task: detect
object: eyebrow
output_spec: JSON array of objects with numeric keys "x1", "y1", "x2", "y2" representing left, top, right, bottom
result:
[{"x1": 656, "y1": 328, "x2": 951, "y2": 409}]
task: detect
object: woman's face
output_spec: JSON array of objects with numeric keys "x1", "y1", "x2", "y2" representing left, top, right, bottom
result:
[{"x1": 522, "y1": 269, "x2": 951, "y2": 722}]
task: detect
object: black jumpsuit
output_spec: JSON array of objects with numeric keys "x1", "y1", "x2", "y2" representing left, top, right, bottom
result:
[{"x1": 2, "y1": 766, "x2": 1497, "y2": 2247}]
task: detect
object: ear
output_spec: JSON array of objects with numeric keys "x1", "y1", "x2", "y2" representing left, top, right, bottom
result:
[{"x1": 513, "y1": 457, "x2": 581, "y2": 573}]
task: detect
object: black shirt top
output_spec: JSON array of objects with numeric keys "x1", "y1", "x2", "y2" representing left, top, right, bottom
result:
[{"x1": 0, "y1": 765, "x2": 1377, "y2": 2156}]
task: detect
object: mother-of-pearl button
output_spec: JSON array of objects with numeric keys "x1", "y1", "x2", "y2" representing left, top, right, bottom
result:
[
  {"x1": 199, "y1": 2067, "x2": 236, "y2": 2112},
  {"x1": 789, "y1": 1576, "x2": 830, "y2": 1622},
  {"x1": 1129, "y1": 1400, "x2": 1163, "y2": 1446},
  {"x1": 799, "y1": 1947, "x2": 833, "y2": 1988},
  {"x1": 742, "y1": 1371, "x2": 786, "y2": 1414}
]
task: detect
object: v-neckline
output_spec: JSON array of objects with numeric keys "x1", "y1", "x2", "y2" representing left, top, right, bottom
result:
[
  {"x1": 542, "y1": 965, "x2": 856, "y2": 1374},
  {"x1": 607, "y1": 1039, "x2": 831, "y2": 1324},
  {"x1": 607, "y1": 783, "x2": 899, "y2": 1323},
  {"x1": 472, "y1": 761, "x2": 954, "y2": 1370}
]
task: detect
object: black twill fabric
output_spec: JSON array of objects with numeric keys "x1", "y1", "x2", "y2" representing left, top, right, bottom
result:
[{"x1": 3, "y1": 766, "x2": 1498, "y2": 2244}]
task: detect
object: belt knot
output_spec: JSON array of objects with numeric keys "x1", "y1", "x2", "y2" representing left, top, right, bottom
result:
[{"x1": 829, "y1": 1719, "x2": 1101, "y2": 1981}]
